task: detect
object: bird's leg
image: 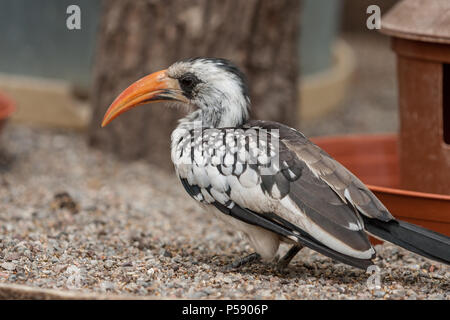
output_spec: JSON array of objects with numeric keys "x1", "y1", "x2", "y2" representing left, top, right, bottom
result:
[
  {"x1": 225, "y1": 253, "x2": 261, "y2": 270},
  {"x1": 277, "y1": 245, "x2": 303, "y2": 271}
]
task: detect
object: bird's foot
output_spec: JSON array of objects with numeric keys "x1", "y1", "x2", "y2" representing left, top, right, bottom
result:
[
  {"x1": 276, "y1": 260, "x2": 293, "y2": 273},
  {"x1": 276, "y1": 245, "x2": 303, "y2": 272},
  {"x1": 225, "y1": 253, "x2": 261, "y2": 270}
]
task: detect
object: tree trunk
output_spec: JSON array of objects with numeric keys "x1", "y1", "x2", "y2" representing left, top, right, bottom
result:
[{"x1": 89, "y1": 0, "x2": 301, "y2": 170}]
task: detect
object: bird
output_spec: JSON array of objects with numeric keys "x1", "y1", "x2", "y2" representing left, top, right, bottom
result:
[{"x1": 101, "y1": 57, "x2": 450, "y2": 271}]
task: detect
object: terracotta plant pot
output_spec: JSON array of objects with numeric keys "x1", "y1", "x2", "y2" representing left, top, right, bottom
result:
[
  {"x1": 0, "y1": 92, "x2": 15, "y2": 133},
  {"x1": 311, "y1": 134, "x2": 450, "y2": 241}
]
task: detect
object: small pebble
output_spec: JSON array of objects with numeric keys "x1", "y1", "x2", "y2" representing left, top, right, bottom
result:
[{"x1": 1, "y1": 262, "x2": 16, "y2": 271}]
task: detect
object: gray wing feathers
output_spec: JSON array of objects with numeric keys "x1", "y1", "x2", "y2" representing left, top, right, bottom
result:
[
  {"x1": 248, "y1": 120, "x2": 393, "y2": 222},
  {"x1": 269, "y1": 142, "x2": 374, "y2": 254},
  {"x1": 285, "y1": 140, "x2": 393, "y2": 222}
]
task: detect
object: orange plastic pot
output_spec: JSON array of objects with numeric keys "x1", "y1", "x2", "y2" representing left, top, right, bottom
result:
[
  {"x1": 0, "y1": 92, "x2": 15, "y2": 133},
  {"x1": 311, "y1": 134, "x2": 450, "y2": 241}
]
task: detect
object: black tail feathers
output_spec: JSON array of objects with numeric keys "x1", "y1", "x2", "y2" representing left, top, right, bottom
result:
[{"x1": 362, "y1": 216, "x2": 450, "y2": 265}]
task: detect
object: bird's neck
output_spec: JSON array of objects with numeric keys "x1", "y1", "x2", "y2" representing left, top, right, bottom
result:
[{"x1": 178, "y1": 104, "x2": 249, "y2": 129}]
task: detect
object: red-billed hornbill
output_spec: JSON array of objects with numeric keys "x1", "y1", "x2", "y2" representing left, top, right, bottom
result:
[{"x1": 102, "y1": 58, "x2": 450, "y2": 271}]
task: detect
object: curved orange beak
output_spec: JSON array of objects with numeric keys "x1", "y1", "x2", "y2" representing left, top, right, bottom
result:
[{"x1": 101, "y1": 69, "x2": 188, "y2": 127}]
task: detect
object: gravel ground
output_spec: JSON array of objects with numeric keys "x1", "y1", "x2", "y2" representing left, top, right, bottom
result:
[{"x1": 0, "y1": 125, "x2": 448, "y2": 300}]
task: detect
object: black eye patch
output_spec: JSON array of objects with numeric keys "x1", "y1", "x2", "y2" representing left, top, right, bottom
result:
[{"x1": 178, "y1": 73, "x2": 201, "y2": 99}]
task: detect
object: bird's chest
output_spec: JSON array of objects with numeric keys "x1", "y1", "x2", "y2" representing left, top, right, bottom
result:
[{"x1": 170, "y1": 127, "x2": 276, "y2": 213}]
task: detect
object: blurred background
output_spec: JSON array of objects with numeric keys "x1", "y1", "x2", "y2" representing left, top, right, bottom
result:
[{"x1": 0, "y1": 0, "x2": 400, "y2": 170}]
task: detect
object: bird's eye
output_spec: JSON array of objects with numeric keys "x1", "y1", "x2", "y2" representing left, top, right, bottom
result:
[
  {"x1": 180, "y1": 76, "x2": 194, "y2": 88},
  {"x1": 178, "y1": 73, "x2": 200, "y2": 98}
]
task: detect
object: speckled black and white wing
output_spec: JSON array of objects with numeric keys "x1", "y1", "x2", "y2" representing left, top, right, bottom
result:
[
  {"x1": 170, "y1": 121, "x2": 394, "y2": 269},
  {"x1": 247, "y1": 120, "x2": 394, "y2": 222}
]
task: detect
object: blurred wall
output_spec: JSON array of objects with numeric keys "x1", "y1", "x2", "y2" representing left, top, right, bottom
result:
[
  {"x1": 0, "y1": 0, "x2": 100, "y2": 87},
  {"x1": 300, "y1": 0, "x2": 342, "y2": 76}
]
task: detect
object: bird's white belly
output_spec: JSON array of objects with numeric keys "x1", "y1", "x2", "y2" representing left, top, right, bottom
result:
[{"x1": 203, "y1": 205, "x2": 280, "y2": 261}]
